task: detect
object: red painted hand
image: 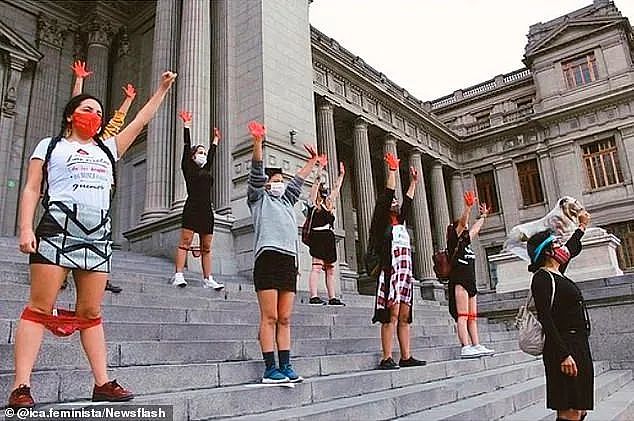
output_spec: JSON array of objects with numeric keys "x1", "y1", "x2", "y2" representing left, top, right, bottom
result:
[
  {"x1": 304, "y1": 144, "x2": 318, "y2": 160},
  {"x1": 248, "y1": 121, "x2": 266, "y2": 141},
  {"x1": 122, "y1": 84, "x2": 136, "y2": 99},
  {"x1": 464, "y1": 191, "x2": 476, "y2": 207},
  {"x1": 317, "y1": 154, "x2": 328, "y2": 168},
  {"x1": 71, "y1": 61, "x2": 93, "y2": 78},
  {"x1": 178, "y1": 111, "x2": 192, "y2": 124},
  {"x1": 384, "y1": 153, "x2": 400, "y2": 171}
]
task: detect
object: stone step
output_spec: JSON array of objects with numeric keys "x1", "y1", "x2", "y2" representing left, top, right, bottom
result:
[
  {"x1": 1, "y1": 349, "x2": 533, "y2": 409},
  {"x1": 399, "y1": 363, "x2": 625, "y2": 421},
  {"x1": 1, "y1": 319, "x2": 465, "y2": 344},
  {"x1": 589, "y1": 380, "x2": 634, "y2": 421},
  {"x1": 204, "y1": 358, "x2": 551, "y2": 420},
  {"x1": 0, "y1": 335, "x2": 518, "y2": 372},
  {"x1": 0, "y1": 300, "x2": 457, "y2": 329},
  {"x1": 502, "y1": 371, "x2": 633, "y2": 421}
]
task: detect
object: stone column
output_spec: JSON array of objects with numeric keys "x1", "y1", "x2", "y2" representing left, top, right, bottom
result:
[
  {"x1": 494, "y1": 159, "x2": 520, "y2": 233},
  {"x1": 0, "y1": 55, "x2": 29, "y2": 235},
  {"x1": 211, "y1": 0, "x2": 231, "y2": 214},
  {"x1": 430, "y1": 159, "x2": 450, "y2": 249},
  {"x1": 84, "y1": 17, "x2": 113, "y2": 101},
  {"x1": 352, "y1": 117, "x2": 376, "y2": 270},
  {"x1": 141, "y1": 0, "x2": 179, "y2": 222},
  {"x1": 316, "y1": 97, "x2": 342, "y2": 224},
  {"x1": 409, "y1": 149, "x2": 435, "y2": 279},
  {"x1": 450, "y1": 172, "x2": 464, "y2": 221},
  {"x1": 537, "y1": 149, "x2": 559, "y2": 207},
  {"x1": 383, "y1": 132, "x2": 403, "y2": 202},
  {"x1": 172, "y1": 0, "x2": 211, "y2": 211}
]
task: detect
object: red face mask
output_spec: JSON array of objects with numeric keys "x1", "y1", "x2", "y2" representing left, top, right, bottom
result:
[
  {"x1": 548, "y1": 246, "x2": 571, "y2": 266},
  {"x1": 71, "y1": 111, "x2": 102, "y2": 139}
]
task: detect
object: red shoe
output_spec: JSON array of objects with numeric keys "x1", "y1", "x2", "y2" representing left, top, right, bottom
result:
[
  {"x1": 8, "y1": 384, "x2": 34, "y2": 408},
  {"x1": 92, "y1": 379, "x2": 134, "y2": 402}
]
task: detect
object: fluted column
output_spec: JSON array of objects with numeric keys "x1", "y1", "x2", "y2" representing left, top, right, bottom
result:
[
  {"x1": 383, "y1": 132, "x2": 403, "y2": 202},
  {"x1": 141, "y1": 0, "x2": 180, "y2": 221},
  {"x1": 352, "y1": 117, "x2": 376, "y2": 270},
  {"x1": 84, "y1": 17, "x2": 113, "y2": 101},
  {"x1": 430, "y1": 159, "x2": 451, "y2": 249},
  {"x1": 211, "y1": 0, "x2": 231, "y2": 214},
  {"x1": 450, "y1": 172, "x2": 464, "y2": 221},
  {"x1": 316, "y1": 97, "x2": 342, "y2": 225},
  {"x1": 409, "y1": 149, "x2": 435, "y2": 279},
  {"x1": 172, "y1": 0, "x2": 211, "y2": 211}
]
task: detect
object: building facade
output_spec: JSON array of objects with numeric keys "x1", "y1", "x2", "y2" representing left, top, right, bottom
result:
[{"x1": 0, "y1": 0, "x2": 632, "y2": 293}]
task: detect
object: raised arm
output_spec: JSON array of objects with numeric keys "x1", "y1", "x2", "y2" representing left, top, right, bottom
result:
[
  {"x1": 247, "y1": 121, "x2": 266, "y2": 205},
  {"x1": 405, "y1": 166, "x2": 417, "y2": 200},
  {"x1": 282, "y1": 144, "x2": 319, "y2": 206},
  {"x1": 385, "y1": 153, "x2": 399, "y2": 191},
  {"x1": 202, "y1": 127, "x2": 220, "y2": 171},
  {"x1": 560, "y1": 210, "x2": 590, "y2": 273},
  {"x1": 309, "y1": 156, "x2": 325, "y2": 205},
  {"x1": 101, "y1": 84, "x2": 137, "y2": 139},
  {"x1": 70, "y1": 61, "x2": 92, "y2": 97},
  {"x1": 178, "y1": 111, "x2": 192, "y2": 172},
  {"x1": 469, "y1": 202, "x2": 490, "y2": 239},
  {"x1": 456, "y1": 191, "x2": 476, "y2": 237},
  {"x1": 114, "y1": 71, "x2": 177, "y2": 158},
  {"x1": 330, "y1": 162, "x2": 345, "y2": 202}
]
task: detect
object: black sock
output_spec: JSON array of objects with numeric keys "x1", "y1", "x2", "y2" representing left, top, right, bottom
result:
[
  {"x1": 262, "y1": 351, "x2": 275, "y2": 370},
  {"x1": 279, "y1": 350, "x2": 290, "y2": 367}
]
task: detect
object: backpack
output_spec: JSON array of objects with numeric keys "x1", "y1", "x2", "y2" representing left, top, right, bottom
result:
[
  {"x1": 301, "y1": 206, "x2": 315, "y2": 246},
  {"x1": 515, "y1": 269, "x2": 556, "y2": 356},
  {"x1": 433, "y1": 226, "x2": 461, "y2": 279},
  {"x1": 40, "y1": 136, "x2": 118, "y2": 209}
]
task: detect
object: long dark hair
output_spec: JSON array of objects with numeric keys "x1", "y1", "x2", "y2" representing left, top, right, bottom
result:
[{"x1": 59, "y1": 94, "x2": 106, "y2": 139}]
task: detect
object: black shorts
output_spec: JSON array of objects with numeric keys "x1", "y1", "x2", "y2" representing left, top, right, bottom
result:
[
  {"x1": 447, "y1": 278, "x2": 478, "y2": 321},
  {"x1": 253, "y1": 251, "x2": 297, "y2": 292},
  {"x1": 182, "y1": 201, "x2": 214, "y2": 234}
]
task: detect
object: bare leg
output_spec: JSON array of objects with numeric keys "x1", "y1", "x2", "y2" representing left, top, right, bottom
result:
[
  {"x1": 396, "y1": 303, "x2": 411, "y2": 360},
  {"x1": 380, "y1": 303, "x2": 400, "y2": 360},
  {"x1": 467, "y1": 295, "x2": 480, "y2": 346},
  {"x1": 308, "y1": 258, "x2": 323, "y2": 298},
  {"x1": 74, "y1": 270, "x2": 109, "y2": 386},
  {"x1": 256, "y1": 290, "x2": 278, "y2": 352},
  {"x1": 455, "y1": 285, "x2": 471, "y2": 346},
  {"x1": 174, "y1": 229, "x2": 194, "y2": 273},
  {"x1": 12, "y1": 264, "x2": 67, "y2": 389},
  {"x1": 200, "y1": 234, "x2": 213, "y2": 279},
  {"x1": 324, "y1": 263, "x2": 336, "y2": 299},
  {"x1": 276, "y1": 291, "x2": 296, "y2": 350}
]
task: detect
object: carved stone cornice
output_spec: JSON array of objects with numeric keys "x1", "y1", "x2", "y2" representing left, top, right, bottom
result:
[{"x1": 37, "y1": 14, "x2": 67, "y2": 49}]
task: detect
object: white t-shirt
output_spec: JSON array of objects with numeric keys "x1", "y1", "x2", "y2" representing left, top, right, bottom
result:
[{"x1": 31, "y1": 137, "x2": 119, "y2": 209}]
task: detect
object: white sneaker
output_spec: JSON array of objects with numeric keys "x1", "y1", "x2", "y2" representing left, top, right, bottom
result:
[
  {"x1": 460, "y1": 345, "x2": 481, "y2": 359},
  {"x1": 472, "y1": 344, "x2": 495, "y2": 356},
  {"x1": 202, "y1": 276, "x2": 224, "y2": 290},
  {"x1": 171, "y1": 273, "x2": 187, "y2": 287}
]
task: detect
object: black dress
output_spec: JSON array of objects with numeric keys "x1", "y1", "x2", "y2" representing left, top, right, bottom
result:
[
  {"x1": 181, "y1": 127, "x2": 217, "y2": 234},
  {"x1": 531, "y1": 229, "x2": 593, "y2": 410},
  {"x1": 446, "y1": 225, "x2": 477, "y2": 321},
  {"x1": 307, "y1": 205, "x2": 337, "y2": 264}
]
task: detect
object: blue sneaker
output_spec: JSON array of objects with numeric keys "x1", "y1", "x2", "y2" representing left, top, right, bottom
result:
[
  {"x1": 280, "y1": 364, "x2": 304, "y2": 383},
  {"x1": 262, "y1": 367, "x2": 290, "y2": 384}
]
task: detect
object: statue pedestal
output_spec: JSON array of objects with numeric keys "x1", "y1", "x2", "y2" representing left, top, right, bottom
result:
[{"x1": 492, "y1": 227, "x2": 623, "y2": 293}]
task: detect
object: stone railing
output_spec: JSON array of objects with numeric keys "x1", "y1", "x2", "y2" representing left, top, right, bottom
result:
[
  {"x1": 431, "y1": 68, "x2": 532, "y2": 110},
  {"x1": 502, "y1": 106, "x2": 534, "y2": 123}
]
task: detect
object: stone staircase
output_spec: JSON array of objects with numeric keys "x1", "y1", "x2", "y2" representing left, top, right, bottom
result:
[{"x1": 0, "y1": 236, "x2": 632, "y2": 420}]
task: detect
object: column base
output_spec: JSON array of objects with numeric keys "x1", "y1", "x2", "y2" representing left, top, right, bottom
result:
[
  {"x1": 357, "y1": 273, "x2": 376, "y2": 296},
  {"x1": 140, "y1": 208, "x2": 170, "y2": 223},
  {"x1": 418, "y1": 278, "x2": 447, "y2": 303}
]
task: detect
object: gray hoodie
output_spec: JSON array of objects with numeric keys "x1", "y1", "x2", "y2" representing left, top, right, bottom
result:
[{"x1": 248, "y1": 159, "x2": 305, "y2": 264}]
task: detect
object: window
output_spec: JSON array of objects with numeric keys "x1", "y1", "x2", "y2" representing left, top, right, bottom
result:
[
  {"x1": 582, "y1": 138, "x2": 623, "y2": 190},
  {"x1": 603, "y1": 221, "x2": 634, "y2": 270},
  {"x1": 475, "y1": 171, "x2": 499, "y2": 214},
  {"x1": 563, "y1": 53, "x2": 599, "y2": 89},
  {"x1": 485, "y1": 246, "x2": 503, "y2": 290},
  {"x1": 516, "y1": 159, "x2": 544, "y2": 206}
]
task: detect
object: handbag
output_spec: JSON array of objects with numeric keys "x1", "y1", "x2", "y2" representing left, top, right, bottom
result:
[
  {"x1": 301, "y1": 206, "x2": 315, "y2": 246},
  {"x1": 433, "y1": 233, "x2": 461, "y2": 279},
  {"x1": 515, "y1": 269, "x2": 556, "y2": 356}
]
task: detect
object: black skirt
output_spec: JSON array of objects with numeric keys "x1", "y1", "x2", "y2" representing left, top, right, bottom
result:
[
  {"x1": 447, "y1": 278, "x2": 477, "y2": 321},
  {"x1": 308, "y1": 230, "x2": 337, "y2": 263},
  {"x1": 253, "y1": 250, "x2": 297, "y2": 292},
  {"x1": 182, "y1": 200, "x2": 214, "y2": 234},
  {"x1": 543, "y1": 330, "x2": 594, "y2": 410}
]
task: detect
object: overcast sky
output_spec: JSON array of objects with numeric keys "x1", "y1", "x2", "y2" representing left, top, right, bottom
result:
[{"x1": 309, "y1": 0, "x2": 634, "y2": 101}]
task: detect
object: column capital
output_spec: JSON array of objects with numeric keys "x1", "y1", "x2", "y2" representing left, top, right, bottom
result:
[
  {"x1": 409, "y1": 146, "x2": 424, "y2": 157},
  {"x1": 384, "y1": 131, "x2": 401, "y2": 143},
  {"x1": 353, "y1": 116, "x2": 371, "y2": 129},
  {"x1": 493, "y1": 158, "x2": 514, "y2": 169},
  {"x1": 86, "y1": 17, "x2": 114, "y2": 47},
  {"x1": 431, "y1": 158, "x2": 446, "y2": 168},
  {"x1": 37, "y1": 14, "x2": 67, "y2": 49},
  {"x1": 317, "y1": 96, "x2": 337, "y2": 111}
]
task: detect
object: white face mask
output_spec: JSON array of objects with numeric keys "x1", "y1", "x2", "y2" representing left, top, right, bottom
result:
[
  {"x1": 194, "y1": 154, "x2": 207, "y2": 167},
  {"x1": 268, "y1": 181, "x2": 285, "y2": 197}
]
